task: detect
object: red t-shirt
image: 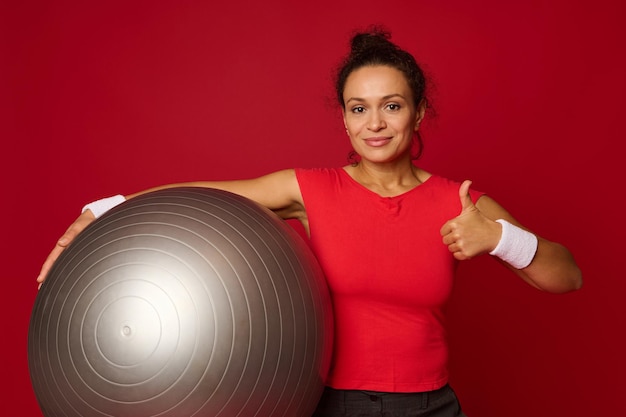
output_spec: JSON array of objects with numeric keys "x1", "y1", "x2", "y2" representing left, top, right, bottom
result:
[{"x1": 295, "y1": 168, "x2": 484, "y2": 392}]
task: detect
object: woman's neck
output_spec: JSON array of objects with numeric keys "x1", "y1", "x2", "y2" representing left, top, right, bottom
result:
[{"x1": 344, "y1": 160, "x2": 428, "y2": 197}]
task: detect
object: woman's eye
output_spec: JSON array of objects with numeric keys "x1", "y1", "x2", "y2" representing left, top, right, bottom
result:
[
  {"x1": 351, "y1": 106, "x2": 365, "y2": 113},
  {"x1": 386, "y1": 103, "x2": 401, "y2": 111}
]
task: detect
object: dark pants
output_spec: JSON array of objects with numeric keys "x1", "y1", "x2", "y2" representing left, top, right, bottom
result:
[{"x1": 311, "y1": 384, "x2": 467, "y2": 417}]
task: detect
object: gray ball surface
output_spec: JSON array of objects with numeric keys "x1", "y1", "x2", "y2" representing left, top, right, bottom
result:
[{"x1": 29, "y1": 187, "x2": 333, "y2": 417}]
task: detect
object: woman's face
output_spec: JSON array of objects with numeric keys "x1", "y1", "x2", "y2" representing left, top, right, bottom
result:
[{"x1": 342, "y1": 65, "x2": 424, "y2": 165}]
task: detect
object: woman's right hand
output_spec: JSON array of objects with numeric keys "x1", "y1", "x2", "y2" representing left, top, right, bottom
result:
[
  {"x1": 35, "y1": 169, "x2": 304, "y2": 289},
  {"x1": 36, "y1": 210, "x2": 96, "y2": 289}
]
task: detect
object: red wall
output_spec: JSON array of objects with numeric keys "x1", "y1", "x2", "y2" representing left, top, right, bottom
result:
[{"x1": 3, "y1": 1, "x2": 624, "y2": 415}]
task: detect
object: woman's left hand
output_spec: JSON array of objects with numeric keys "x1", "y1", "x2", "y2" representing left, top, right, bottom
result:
[{"x1": 440, "y1": 180, "x2": 502, "y2": 261}]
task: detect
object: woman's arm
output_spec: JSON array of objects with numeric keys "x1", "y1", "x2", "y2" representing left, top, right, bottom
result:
[
  {"x1": 475, "y1": 195, "x2": 582, "y2": 293},
  {"x1": 440, "y1": 180, "x2": 582, "y2": 294},
  {"x1": 37, "y1": 169, "x2": 304, "y2": 286}
]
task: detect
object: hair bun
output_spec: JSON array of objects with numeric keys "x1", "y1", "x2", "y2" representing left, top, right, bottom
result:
[{"x1": 349, "y1": 27, "x2": 393, "y2": 55}]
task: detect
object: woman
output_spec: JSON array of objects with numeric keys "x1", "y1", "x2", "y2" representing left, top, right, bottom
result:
[{"x1": 37, "y1": 29, "x2": 582, "y2": 416}]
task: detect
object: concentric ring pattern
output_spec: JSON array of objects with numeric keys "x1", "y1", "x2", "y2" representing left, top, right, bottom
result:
[{"x1": 29, "y1": 187, "x2": 333, "y2": 417}]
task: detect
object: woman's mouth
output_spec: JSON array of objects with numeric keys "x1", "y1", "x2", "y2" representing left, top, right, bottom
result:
[{"x1": 364, "y1": 137, "x2": 392, "y2": 147}]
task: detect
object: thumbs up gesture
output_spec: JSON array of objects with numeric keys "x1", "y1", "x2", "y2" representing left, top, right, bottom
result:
[{"x1": 440, "y1": 180, "x2": 501, "y2": 261}]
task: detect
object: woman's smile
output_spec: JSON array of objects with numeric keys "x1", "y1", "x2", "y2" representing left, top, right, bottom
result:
[{"x1": 363, "y1": 136, "x2": 393, "y2": 147}]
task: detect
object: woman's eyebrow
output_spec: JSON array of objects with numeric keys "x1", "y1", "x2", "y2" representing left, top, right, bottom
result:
[{"x1": 345, "y1": 93, "x2": 406, "y2": 105}]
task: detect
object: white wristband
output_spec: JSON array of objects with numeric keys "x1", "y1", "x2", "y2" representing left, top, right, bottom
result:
[
  {"x1": 81, "y1": 194, "x2": 126, "y2": 218},
  {"x1": 489, "y1": 219, "x2": 538, "y2": 269}
]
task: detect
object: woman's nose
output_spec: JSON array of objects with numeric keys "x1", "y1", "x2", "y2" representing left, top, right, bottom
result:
[{"x1": 367, "y1": 111, "x2": 386, "y2": 131}]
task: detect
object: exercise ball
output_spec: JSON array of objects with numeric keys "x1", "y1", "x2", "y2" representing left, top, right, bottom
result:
[{"x1": 28, "y1": 187, "x2": 333, "y2": 417}]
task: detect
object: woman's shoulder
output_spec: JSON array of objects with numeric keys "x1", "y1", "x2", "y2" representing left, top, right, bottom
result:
[
  {"x1": 295, "y1": 167, "x2": 343, "y2": 175},
  {"x1": 294, "y1": 167, "x2": 349, "y2": 195},
  {"x1": 418, "y1": 171, "x2": 486, "y2": 204},
  {"x1": 294, "y1": 167, "x2": 345, "y2": 181}
]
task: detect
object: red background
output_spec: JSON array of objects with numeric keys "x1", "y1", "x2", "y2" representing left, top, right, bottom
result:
[{"x1": 2, "y1": 1, "x2": 624, "y2": 415}]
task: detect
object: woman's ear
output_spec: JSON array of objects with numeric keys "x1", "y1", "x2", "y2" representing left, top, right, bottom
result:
[{"x1": 414, "y1": 99, "x2": 427, "y2": 131}]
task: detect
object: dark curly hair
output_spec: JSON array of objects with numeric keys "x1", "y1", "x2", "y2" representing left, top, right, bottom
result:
[{"x1": 335, "y1": 27, "x2": 431, "y2": 162}]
